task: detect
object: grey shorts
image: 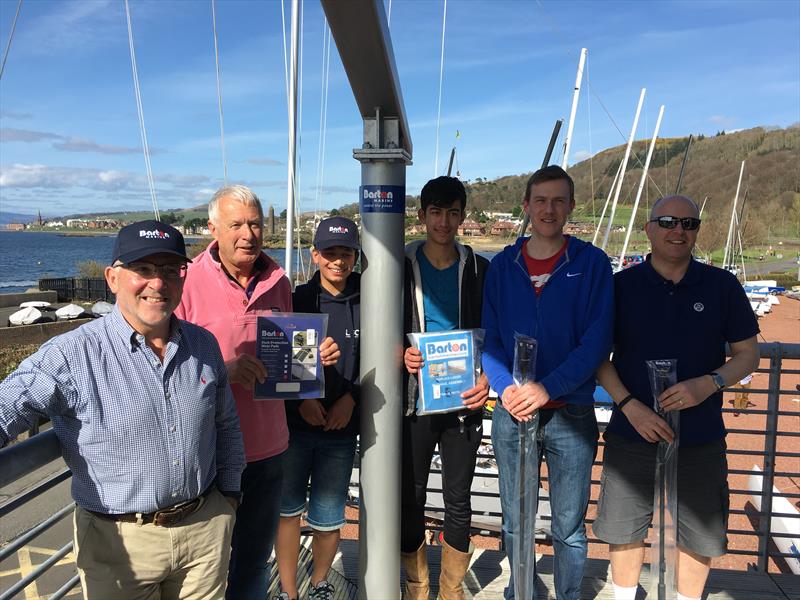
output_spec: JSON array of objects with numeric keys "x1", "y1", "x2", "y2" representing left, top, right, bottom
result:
[{"x1": 593, "y1": 432, "x2": 729, "y2": 557}]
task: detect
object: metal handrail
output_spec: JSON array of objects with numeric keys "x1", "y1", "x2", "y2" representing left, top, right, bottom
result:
[{"x1": 1, "y1": 342, "x2": 798, "y2": 598}]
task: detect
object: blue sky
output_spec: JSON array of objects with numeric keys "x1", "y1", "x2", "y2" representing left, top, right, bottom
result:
[{"x1": 0, "y1": 0, "x2": 798, "y2": 218}]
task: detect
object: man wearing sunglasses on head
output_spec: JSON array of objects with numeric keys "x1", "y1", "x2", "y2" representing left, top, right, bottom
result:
[
  {"x1": 593, "y1": 195, "x2": 760, "y2": 600},
  {"x1": 0, "y1": 220, "x2": 246, "y2": 599}
]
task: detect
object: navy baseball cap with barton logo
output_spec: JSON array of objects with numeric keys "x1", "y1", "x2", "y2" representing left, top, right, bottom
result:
[
  {"x1": 111, "y1": 220, "x2": 190, "y2": 264},
  {"x1": 313, "y1": 216, "x2": 360, "y2": 251}
]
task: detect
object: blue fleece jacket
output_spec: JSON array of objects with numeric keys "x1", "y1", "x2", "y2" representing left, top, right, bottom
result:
[{"x1": 481, "y1": 236, "x2": 614, "y2": 405}]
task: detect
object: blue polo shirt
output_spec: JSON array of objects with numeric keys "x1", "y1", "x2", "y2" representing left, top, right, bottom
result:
[
  {"x1": 606, "y1": 256, "x2": 759, "y2": 446},
  {"x1": 417, "y1": 246, "x2": 459, "y2": 333}
]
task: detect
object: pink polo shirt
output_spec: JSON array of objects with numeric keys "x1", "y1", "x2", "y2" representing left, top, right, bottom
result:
[{"x1": 175, "y1": 242, "x2": 292, "y2": 462}]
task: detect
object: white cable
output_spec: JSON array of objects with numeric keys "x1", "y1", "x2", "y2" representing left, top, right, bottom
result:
[
  {"x1": 433, "y1": 0, "x2": 447, "y2": 177},
  {"x1": 211, "y1": 0, "x2": 228, "y2": 185},
  {"x1": 281, "y1": 0, "x2": 290, "y2": 110},
  {"x1": 124, "y1": 0, "x2": 159, "y2": 221},
  {"x1": 314, "y1": 23, "x2": 331, "y2": 219},
  {"x1": 295, "y1": 0, "x2": 305, "y2": 277},
  {"x1": 0, "y1": 0, "x2": 23, "y2": 80},
  {"x1": 387, "y1": 0, "x2": 393, "y2": 26}
]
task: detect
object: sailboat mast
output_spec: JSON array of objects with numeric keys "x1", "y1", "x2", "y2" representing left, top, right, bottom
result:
[
  {"x1": 618, "y1": 104, "x2": 664, "y2": 267},
  {"x1": 562, "y1": 48, "x2": 587, "y2": 169},
  {"x1": 601, "y1": 88, "x2": 646, "y2": 251},
  {"x1": 722, "y1": 160, "x2": 745, "y2": 269},
  {"x1": 284, "y1": 0, "x2": 300, "y2": 287},
  {"x1": 592, "y1": 160, "x2": 623, "y2": 246}
]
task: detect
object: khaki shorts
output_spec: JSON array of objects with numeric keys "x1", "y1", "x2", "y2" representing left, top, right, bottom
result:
[{"x1": 593, "y1": 432, "x2": 729, "y2": 558}]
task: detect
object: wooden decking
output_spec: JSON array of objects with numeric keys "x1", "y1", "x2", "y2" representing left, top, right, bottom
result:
[{"x1": 271, "y1": 538, "x2": 798, "y2": 599}]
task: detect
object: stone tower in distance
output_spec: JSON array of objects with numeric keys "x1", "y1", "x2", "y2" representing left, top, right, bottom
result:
[{"x1": 268, "y1": 205, "x2": 276, "y2": 235}]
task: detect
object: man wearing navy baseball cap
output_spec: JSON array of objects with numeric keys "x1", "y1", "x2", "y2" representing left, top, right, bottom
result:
[{"x1": 0, "y1": 219, "x2": 245, "y2": 599}]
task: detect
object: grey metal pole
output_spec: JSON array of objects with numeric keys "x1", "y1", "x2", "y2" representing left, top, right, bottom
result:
[
  {"x1": 284, "y1": 0, "x2": 299, "y2": 286},
  {"x1": 674, "y1": 134, "x2": 693, "y2": 195},
  {"x1": 319, "y1": 2, "x2": 412, "y2": 594},
  {"x1": 446, "y1": 146, "x2": 456, "y2": 176},
  {"x1": 756, "y1": 343, "x2": 781, "y2": 571},
  {"x1": 518, "y1": 119, "x2": 563, "y2": 236},
  {"x1": 354, "y1": 112, "x2": 411, "y2": 598}
]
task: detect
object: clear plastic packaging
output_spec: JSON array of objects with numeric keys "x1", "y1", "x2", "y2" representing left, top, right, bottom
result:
[
  {"x1": 512, "y1": 333, "x2": 539, "y2": 600},
  {"x1": 646, "y1": 358, "x2": 681, "y2": 600},
  {"x1": 407, "y1": 329, "x2": 484, "y2": 415}
]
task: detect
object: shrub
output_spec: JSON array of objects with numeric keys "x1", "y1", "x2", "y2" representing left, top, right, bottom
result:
[{"x1": 76, "y1": 260, "x2": 106, "y2": 278}]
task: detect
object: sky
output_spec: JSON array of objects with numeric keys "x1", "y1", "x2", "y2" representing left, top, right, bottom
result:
[{"x1": 0, "y1": 0, "x2": 798, "y2": 218}]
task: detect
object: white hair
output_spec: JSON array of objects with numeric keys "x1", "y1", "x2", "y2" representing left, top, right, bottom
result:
[{"x1": 208, "y1": 185, "x2": 263, "y2": 224}]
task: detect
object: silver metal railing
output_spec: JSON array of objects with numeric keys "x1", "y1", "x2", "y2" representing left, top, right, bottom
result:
[{"x1": 1, "y1": 342, "x2": 798, "y2": 597}]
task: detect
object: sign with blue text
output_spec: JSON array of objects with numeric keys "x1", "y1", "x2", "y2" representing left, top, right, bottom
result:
[
  {"x1": 360, "y1": 184, "x2": 405, "y2": 213},
  {"x1": 414, "y1": 330, "x2": 476, "y2": 415},
  {"x1": 255, "y1": 313, "x2": 328, "y2": 400}
]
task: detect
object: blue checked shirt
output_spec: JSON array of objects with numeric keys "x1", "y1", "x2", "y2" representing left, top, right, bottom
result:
[{"x1": 0, "y1": 306, "x2": 245, "y2": 514}]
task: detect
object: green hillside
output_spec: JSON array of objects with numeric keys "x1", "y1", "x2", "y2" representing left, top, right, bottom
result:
[{"x1": 461, "y1": 125, "x2": 799, "y2": 252}]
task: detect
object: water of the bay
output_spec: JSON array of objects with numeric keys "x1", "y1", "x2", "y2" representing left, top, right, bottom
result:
[{"x1": 0, "y1": 231, "x2": 312, "y2": 294}]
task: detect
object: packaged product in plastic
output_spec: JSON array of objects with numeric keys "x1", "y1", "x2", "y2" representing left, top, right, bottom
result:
[
  {"x1": 646, "y1": 358, "x2": 681, "y2": 600},
  {"x1": 512, "y1": 333, "x2": 539, "y2": 600},
  {"x1": 407, "y1": 329, "x2": 484, "y2": 415}
]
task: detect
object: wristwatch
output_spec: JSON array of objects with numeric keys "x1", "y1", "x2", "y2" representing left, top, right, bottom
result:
[{"x1": 709, "y1": 372, "x2": 725, "y2": 392}]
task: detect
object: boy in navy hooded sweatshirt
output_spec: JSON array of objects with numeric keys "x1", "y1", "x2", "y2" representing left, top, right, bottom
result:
[{"x1": 274, "y1": 216, "x2": 361, "y2": 600}]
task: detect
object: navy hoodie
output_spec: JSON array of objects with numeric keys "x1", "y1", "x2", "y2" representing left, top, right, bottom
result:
[{"x1": 287, "y1": 270, "x2": 360, "y2": 436}]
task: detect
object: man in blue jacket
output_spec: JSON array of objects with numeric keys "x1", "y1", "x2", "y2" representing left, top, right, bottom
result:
[{"x1": 482, "y1": 165, "x2": 614, "y2": 600}]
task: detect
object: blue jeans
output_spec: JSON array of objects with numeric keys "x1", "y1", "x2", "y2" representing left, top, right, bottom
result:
[
  {"x1": 226, "y1": 452, "x2": 284, "y2": 600},
  {"x1": 492, "y1": 402, "x2": 598, "y2": 600},
  {"x1": 280, "y1": 430, "x2": 357, "y2": 530}
]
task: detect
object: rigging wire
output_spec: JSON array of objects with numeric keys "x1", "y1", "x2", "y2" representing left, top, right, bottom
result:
[
  {"x1": 281, "y1": 0, "x2": 290, "y2": 109},
  {"x1": 585, "y1": 58, "x2": 595, "y2": 221},
  {"x1": 295, "y1": 0, "x2": 306, "y2": 279},
  {"x1": 211, "y1": 0, "x2": 228, "y2": 185},
  {"x1": 0, "y1": 0, "x2": 22, "y2": 80},
  {"x1": 433, "y1": 0, "x2": 448, "y2": 177},
  {"x1": 313, "y1": 22, "x2": 331, "y2": 221},
  {"x1": 387, "y1": 0, "x2": 393, "y2": 26},
  {"x1": 124, "y1": 0, "x2": 159, "y2": 221}
]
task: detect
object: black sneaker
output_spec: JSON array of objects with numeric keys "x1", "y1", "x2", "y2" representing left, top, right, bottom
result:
[{"x1": 309, "y1": 580, "x2": 335, "y2": 600}]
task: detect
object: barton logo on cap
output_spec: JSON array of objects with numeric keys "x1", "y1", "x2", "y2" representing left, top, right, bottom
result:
[
  {"x1": 329, "y1": 226, "x2": 349, "y2": 234},
  {"x1": 139, "y1": 229, "x2": 170, "y2": 239}
]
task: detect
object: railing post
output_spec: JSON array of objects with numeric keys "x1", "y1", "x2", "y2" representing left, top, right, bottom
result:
[{"x1": 756, "y1": 342, "x2": 781, "y2": 572}]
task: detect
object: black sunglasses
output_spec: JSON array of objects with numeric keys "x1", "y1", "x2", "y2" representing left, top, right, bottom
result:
[{"x1": 649, "y1": 216, "x2": 701, "y2": 231}]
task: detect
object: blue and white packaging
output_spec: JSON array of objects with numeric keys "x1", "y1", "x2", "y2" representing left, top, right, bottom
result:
[{"x1": 408, "y1": 329, "x2": 484, "y2": 415}]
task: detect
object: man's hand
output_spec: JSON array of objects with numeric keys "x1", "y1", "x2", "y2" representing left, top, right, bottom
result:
[
  {"x1": 299, "y1": 399, "x2": 327, "y2": 426},
  {"x1": 324, "y1": 393, "x2": 355, "y2": 431},
  {"x1": 225, "y1": 355, "x2": 267, "y2": 387},
  {"x1": 504, "y1": 382, "x2": 549, "y2": 422},
  {"x1": 461, "y1": 372, "x2": 489, "y2": 410},
  {"x1": 622, "y1": 398, "x2": 674, "y2": 443},
  {"x1": 319, "y1": 337, "x2": 341, "y2": 366},
  {"x1": 404, "y1": 347, "x2": 424, "y2": 374},
  {"x1": 658, "y1": 375, "x2": 715, "y2": 413}
]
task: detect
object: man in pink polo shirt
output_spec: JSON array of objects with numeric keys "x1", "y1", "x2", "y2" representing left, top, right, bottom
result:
[{"x1": 176, "y1": 185, "x2": 339, "y2": 599}]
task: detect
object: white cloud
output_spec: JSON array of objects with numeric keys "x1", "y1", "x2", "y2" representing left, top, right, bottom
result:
[
  {"x1": 1, "y1": 128, "x2": 62, "y2": 142},
  {"x1": 246, "y1": 157, "x2": 283, "y2": 166},
  {"x1": 0, "y1": 110, "x2": 33, "y2": 120}
]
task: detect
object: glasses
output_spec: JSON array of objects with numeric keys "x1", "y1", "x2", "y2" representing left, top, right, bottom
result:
[
  {"x1": 122, "y1": 261, "x2": 188, "y2": 281},
  {"x1": 649, "y1": 216, "x2": 701, "y2": 231}
]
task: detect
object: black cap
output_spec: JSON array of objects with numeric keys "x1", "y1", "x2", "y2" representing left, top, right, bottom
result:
[
  {"x1": 313, "y1": 216, "x2": 360, "y2": 251},
  {"x1": 111, "y1": 220, "x2": 190, "y2": 265}
]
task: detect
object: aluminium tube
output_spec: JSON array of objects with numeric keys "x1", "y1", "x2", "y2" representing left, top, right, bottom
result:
[
  {"x1": 562, "y1": 48, "x2": 587, "y2": 169},
  {"x1": 518, "y1": 119, "x2": 563, "y2": 236},
  {"x1": 283, "y1": 0, "x2": 300, "y2": 287},
  {"x1": 601, "y1": 87, "x2": 646, "y2": 252},
  {"x1": 618, "y1": 104, "x2": 665, "y2": 267},
  {"x1": 357, "y1": 155, "x2": 407, "y2": 598}
]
